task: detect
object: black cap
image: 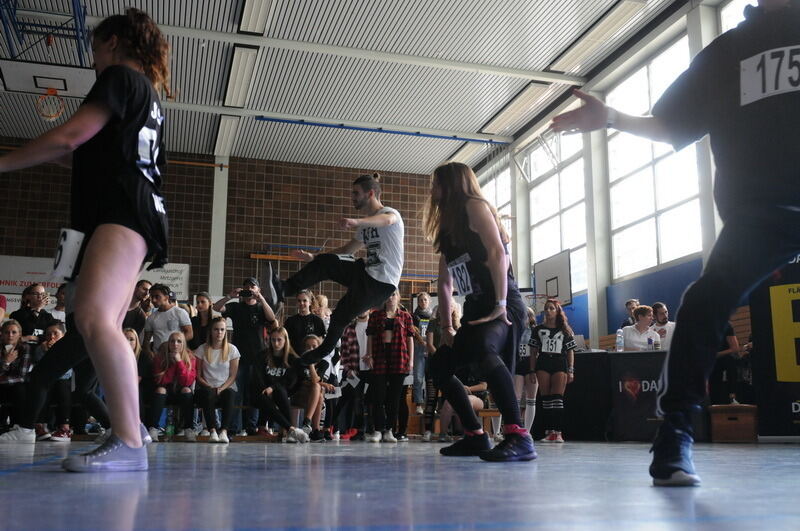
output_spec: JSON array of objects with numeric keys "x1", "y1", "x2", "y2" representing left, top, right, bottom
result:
[{"x1": 243, "y1": 277, "x2": 259, "y2": 288}]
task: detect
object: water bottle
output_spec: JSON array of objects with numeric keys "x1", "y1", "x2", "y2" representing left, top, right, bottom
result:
[
  {"x1": 165, "y1": 408, "x2": 175, "y2": 440},
  {"x1": 647, "y1": 337, "x2": 654, "y2": 351},
  {"x1": 654, "y1": 336, "x2": 662, "y2": 350},
  {"x1": 615, "y1": 329, "x2": 624, "y2": 352}
]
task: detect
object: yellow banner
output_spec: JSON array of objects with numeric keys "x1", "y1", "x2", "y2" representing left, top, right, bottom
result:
[{"x1": 769, "y1": 284, "x2": 800, "y2": 382}]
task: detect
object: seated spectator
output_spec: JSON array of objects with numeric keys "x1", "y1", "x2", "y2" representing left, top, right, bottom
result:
[
  {"x1": 148, "y1": 331, "x2": 197, "y2": 442},
  {"x1": 650, "y1": 302, "x2": 675, "y2": 351},
  {"x1": 301, "y1": 335, "x2": 330, "y2": 442},
  {"x1": 437, "y1": 367, "x2": 487, "y2": 442},
  {"x1": 32, "y1": 322, "x2": 73, "y2": 442},
  {"x1": 0, "y1": 320, "x2": 32, "y2": 428},
  {"x1": 188, "y1": 292, "x2": 215, "y2": 350},
  {"x1": 195, "y1": 317, "x2": 240, "y2": 444},
  {"x1": 250, "y1": 327, "x2": 309, "y2": 443},
  {"x1": 10, "y1": 283, "x2": 55, "y2": 344},
  {"x1": 620, "y1": 298, "x2": 639, "y2": 329},
  {"x1": 622, "y1": 305, "x2": 660, "y2": 351},
  {"x1": 123, "y1": 280, "x2": 152, "y2": 336},
  {"x1": 143, "y1": 284, "x2": 193, "y2": 357},
  {"x1": 709, "y1": 322, "x2": 740, "y2": 405},
  {"x1": 49, "y1": 284, "x2": 67, "y2": 323},
  {"x1": 285, "y1": 290, "x2": 327, "y2": 355}
]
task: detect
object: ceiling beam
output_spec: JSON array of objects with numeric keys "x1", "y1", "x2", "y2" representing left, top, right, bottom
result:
[{"x1": 20, "y1": 11, "x2": 585, "y2": 86}]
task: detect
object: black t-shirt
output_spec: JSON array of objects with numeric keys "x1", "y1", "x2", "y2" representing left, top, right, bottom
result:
[
  {"x1": 284, "y1": 313, "x2": 326, "y2": 354},
  {"x1": 222, "y1": 302, "x2": 268, "y2": 357},
  {"x1": 651, "y1": 5, "x2": 800, "y2": 220},
  {"x1": 620, "y1": 316, "x2": 635, "y2": 329},
  {"x1": 188, "y1": 315, "x2": 210, "y2": 351},
  {"x1": 529, "y1": 325, "x2": 576, "y2": 356},
  {"x1": 412, "y1": 309, "x2": 432, "y2": 337},
  {"x1": 9, "y1": 308, "x2": 55, "y2": 339},
  {"x1": 122, "y1": 307, "x2": 147, "y2": 335},
  {"x1": 72, "y1": 65, "x2": 168, "y2": 267}
]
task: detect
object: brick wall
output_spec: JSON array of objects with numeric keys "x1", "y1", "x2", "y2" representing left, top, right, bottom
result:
[{"x1": 0, "y1": 138, "x2": 438, "y2": 308}]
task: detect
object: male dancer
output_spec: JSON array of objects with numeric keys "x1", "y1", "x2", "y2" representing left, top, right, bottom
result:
[
  {"x1": 274, "y1": 174, "x2": 404, "y2": 366},
  {"x1": 551, "y1": 0, "x2": 800, "y2": 485}
]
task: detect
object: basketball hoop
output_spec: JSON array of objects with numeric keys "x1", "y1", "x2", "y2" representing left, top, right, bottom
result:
[
  {"x1": 525, "y1": 293, "x2": 550, "y2": 314},
  {"x1": 36, "y1": 88, "x2": 65, "y2": 122}
]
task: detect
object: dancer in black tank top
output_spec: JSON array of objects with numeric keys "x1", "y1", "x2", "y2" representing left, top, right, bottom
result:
[{"x1": 423, "y1": 162, "x2": 536, "y2": 461}]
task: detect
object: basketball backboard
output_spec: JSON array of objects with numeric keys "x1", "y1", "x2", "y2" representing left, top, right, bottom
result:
[{"x1": 532, "y1": 249, "x2": 572, "y2": 312}]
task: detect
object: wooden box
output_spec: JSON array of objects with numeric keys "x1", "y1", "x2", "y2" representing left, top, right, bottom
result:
[{"x1": 709, "y1": 404, "x2": 758, "y2": 442}]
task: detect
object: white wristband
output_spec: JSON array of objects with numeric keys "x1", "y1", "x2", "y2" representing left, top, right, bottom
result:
[{"x1": 496, "y1": 300, "x2": 507, "y2": 307}]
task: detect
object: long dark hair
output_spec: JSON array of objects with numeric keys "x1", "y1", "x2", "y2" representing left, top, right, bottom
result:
[
  {"x1": 424, "y1": 162, "x2": 508, "y2": 252},
  {"x1": 93, "y1": 8, "x2": 172, "y2": 98},
  {"x1": 543, "y1": 299, "x2": 574, "y2": 337}
]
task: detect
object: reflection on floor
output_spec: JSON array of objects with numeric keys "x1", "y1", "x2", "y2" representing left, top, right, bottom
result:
[{"x1": 1, "y1": 440, "x2": 798, "y2": 530}]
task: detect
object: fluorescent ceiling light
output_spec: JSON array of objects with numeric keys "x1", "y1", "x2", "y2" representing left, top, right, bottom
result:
[
  {"x1": 238, "y1": 0, "x2": 271, "y2": 35},
  {"x1": 224, "y1": 44, "x2": 259, "y2": 108},
  {"x1": 449, "y1": 143, "x2": 487, "y2": 165},
  {"x1": 214, "y1": 115, "x2": 241, "y2": 156},
  {"x1": 482, "y1": 83, "x2": 550, "y2": 135},
  {"x1": 551, "y1": 0, "x2": 647, "y2": 73}
]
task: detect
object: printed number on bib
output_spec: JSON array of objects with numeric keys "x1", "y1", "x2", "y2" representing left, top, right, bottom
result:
[
  {"x1": 740, "y1": 45, "x2": 800, "y2": 106},
  {"x1": 52, "y1": 228, "x2": 85, "y2": 282},
  {"x1": 448, "y1": 260, "x2": 473, "y2": 296}
]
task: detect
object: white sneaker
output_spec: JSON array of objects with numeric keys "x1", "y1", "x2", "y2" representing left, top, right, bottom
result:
[
  {"x1": 219, "y1": 431, "x2": 230, "y2": 444},
  {"x1": 176, "y1": 429, "x2": 185, "y2": 437},
  {"x1": 332, "y1": 431, "x2": 340, "y2": 441},
  {"x1": 184, "y1": 428, "x2": 197, "y2": 442},
  {"x1": 236, "y1": 430, "x2": 247, "y2": 437},
  {"x1": 367, "y1": 431, "x2": 382, "y2": 443},
  {"x1": 0, "y1": 425, "x2": 35, "y2": 443},
  {"x1": 291, "y1": 427, "x2": 309, "y2": 443},
  {"x1": 199, "y1": 429, "x2": 211, "y2": 437},
  {"x1": 285, "y1": 431, "x2": 298, "y2": 443},
  {"x1": 415, "y1": 405, "x2": 424, "y2": 415},
  {"x1": 493, "y1": 432, "x2": 505, "y2": 443},
  {"x1": 208, "y1": 430, "x2": 220, "y2": 443},
  {"x1": 148, "y1": 427, "x2": 161, "y2": 443},
  {"x1": 438, "y1": 433, "x2": 452, "y2": 442},
  {"x1": 383, "y1": 430, "x2": 397, "y2": 443},
  {"x1": 422, "y1": 430, "x2": 432, "y2": 442}
]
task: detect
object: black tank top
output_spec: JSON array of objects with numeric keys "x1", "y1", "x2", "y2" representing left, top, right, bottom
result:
[{"x1": 439, "y1": 226, "x2": 522, "y2": 321}]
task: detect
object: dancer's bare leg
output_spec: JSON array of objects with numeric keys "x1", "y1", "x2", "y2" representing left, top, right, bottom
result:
[{"x1": 74, "y1": 224, "x2": 146, "y2": 448}]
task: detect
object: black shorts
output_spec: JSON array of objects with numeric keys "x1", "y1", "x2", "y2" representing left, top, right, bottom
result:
[
  {"x1": 535, "y1": 353, "x2": 568, "y2": 374},
  {"x1": 515, "y1": 351, "x2": 534, "y2": 376}
]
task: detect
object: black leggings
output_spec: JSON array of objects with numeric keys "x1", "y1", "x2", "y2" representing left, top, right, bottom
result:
[
  {"x1": 252, "y1": 385, "x2": 293, "y2": 430},
  {"x1": 430, "y1": 308, "x2": 525, "y2": 432},
  {"x1": 196, "y1": 386, "x2": 236, "y2": 431},
  {"x1": 423, "y1": 372, "x2": 439, "y2": 433},
  {"x1": 0, "y1": 383, "x2": 27, "y2": 426},
  {"x1": 336, "y1": 378, "x2": 366, "y2": 432},
  {"x1": 149, "y1": 389, "x2": 194, "y2": 430},
  {"x1": 370, "y1": 373, "x2": 406, "y2": 433},
  {"x1": 21, "y1": 313, "x2": 110, "y2": 430},
  {"x1": 286, "y1": 255, "x2": 396, "y2": 364},
  {"x1": 36, "y1": 379, "x2": 72, "y2": 426},
  {"x1": 397, "y1": 385, "x2": 410, "y2": 434}
]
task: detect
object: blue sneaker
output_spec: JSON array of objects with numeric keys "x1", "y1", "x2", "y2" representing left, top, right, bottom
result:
[
  {"x1": 649, "y1": 411, "x2": 701, "y2": 486},
  {"x1": 62, "y1": 433, "x2": 148, "y2": 473},
  {"x1": 479, "y1": 433, "x2": 537, "y2": 462}
]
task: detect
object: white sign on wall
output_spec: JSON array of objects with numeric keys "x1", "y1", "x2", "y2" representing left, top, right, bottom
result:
[{"x1": 140, "y1": 262, "x2": 191, "y2": 301}]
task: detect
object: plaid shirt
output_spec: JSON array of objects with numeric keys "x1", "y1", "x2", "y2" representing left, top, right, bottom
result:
[
  {"x1": 367, "y1": 309, "x2": 413, "y2": 375},
  {"x1": 340, "y1": 324, "x2": 360, "y2": 373},
  {"x1": 0, "y1": 343, "x2": 32, "y2": 384}
]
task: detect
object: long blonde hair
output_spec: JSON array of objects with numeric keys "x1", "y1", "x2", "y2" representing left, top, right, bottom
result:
[
  {"x1": 267, "y1": 327, "x2": 298, "y2": 369},
  {"x1": 156, "y1": 331, "x2": 193, "y2": 370},
  {"x1": 423, "y1": 162, "x2": 508, "y2": 252},
  {"x1": 205, "y1": 316, "x2": 231, "y2": 363},
  {"x1": 123, "y1": 327, "x2": 142, "y2": 360}
]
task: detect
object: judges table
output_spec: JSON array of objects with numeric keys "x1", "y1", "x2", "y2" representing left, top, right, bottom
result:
[{"x1": 531, "y1": 350, "x2": 670, "y2": 442}]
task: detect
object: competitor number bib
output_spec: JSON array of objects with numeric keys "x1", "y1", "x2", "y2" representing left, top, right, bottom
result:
[
  {"x1": 447, "y1": 253, "x2": 474, "y2": 296},
  {"x1": 740, "y1": 45, "x2": 800, "y2": 106}
]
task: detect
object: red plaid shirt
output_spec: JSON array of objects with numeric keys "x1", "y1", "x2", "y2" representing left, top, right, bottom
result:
[
  {"x1": 367, "y1": 309, "x2": 413, "y2": 375},
  {"x1": 340, "y1": 324, "x2": 360, "y2": 373}
]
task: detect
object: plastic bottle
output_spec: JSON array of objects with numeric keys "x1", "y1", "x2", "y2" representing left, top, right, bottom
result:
[
  {"x1": 165, "y1": 409, "x2": 175, "y2": 440},
  {"x1": 654, "y1": 336, "x2": 662, "y2": 350},
  {"x1": 615, "y1": 329, "x2": 624, "y2": 352},
  {"x1": 647, "y1": 337, "x2": 654, "y2": 351}
]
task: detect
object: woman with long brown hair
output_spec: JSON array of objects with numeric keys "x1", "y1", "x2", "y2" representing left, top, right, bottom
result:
[
  {"x1": 423, "y1": 162, "x2": 535, "y2": 461},
  {"x1": 530, "y1": 299, "x2": 576, "y2": 443},
  {"x1": 0, "y1": 9, "x2": 171, "y2": 471}
]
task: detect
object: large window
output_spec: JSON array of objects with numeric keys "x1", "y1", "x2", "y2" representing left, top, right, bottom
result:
[
  {"x1": 606, "y1": 36, "x2": 702, "y2": 278},
  {"x1": 527, "y1": 133, "x2": 588, "y2": 292},
  {"x1": 720, "y1": 0, "x2": 755, "y2": 33},
  {"x1": 482, "y1": 167, "x2": 513, "y2": 256}
]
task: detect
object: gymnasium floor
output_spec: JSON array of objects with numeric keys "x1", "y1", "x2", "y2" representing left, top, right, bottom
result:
[{"x1": 0, "y1": 440, "x2": 798, "y2": 530}]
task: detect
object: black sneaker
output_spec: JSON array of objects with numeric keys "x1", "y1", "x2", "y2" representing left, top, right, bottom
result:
[
  {"x1": 479, "y1": 433, "x2": 537, "y2": 462},
  {"x1": 396, "y1": 433, "x2": 409, "y2": 442},
  {"x1": 440, "y1": 432, "x2": 491, "y2": 456},
  {"x1": 350, "y1": 431, "x2": 365, "y2": 441},
  {"x1": 323, "y1": 430, "x2": 333, "y2": 441},
  {"x1": 309, "y1": 429, "x2": 325, "y2": 442},
  {"x1": 649, "y1": 411, "x2": 701, "y2": 486}
]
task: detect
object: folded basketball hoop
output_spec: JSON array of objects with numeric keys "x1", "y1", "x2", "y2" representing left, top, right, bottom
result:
[{"x1": 36, "y1": 88, "x2": 66, "y2": 122}]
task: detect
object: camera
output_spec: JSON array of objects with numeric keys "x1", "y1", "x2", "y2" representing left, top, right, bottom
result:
[{"x1": 239, "y1": 289, "x2": 254, "y2": 298}]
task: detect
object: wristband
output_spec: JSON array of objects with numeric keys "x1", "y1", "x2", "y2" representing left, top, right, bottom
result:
[
  {"x1": 606, "y1": 107, "x2": 618, "y2": 129},
  {"x1": 496, "y1": 300, "x2": 507, "y2": 307},
  {"x1": 567, "y1": 367, "x2": 575, "y2": 374}
]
